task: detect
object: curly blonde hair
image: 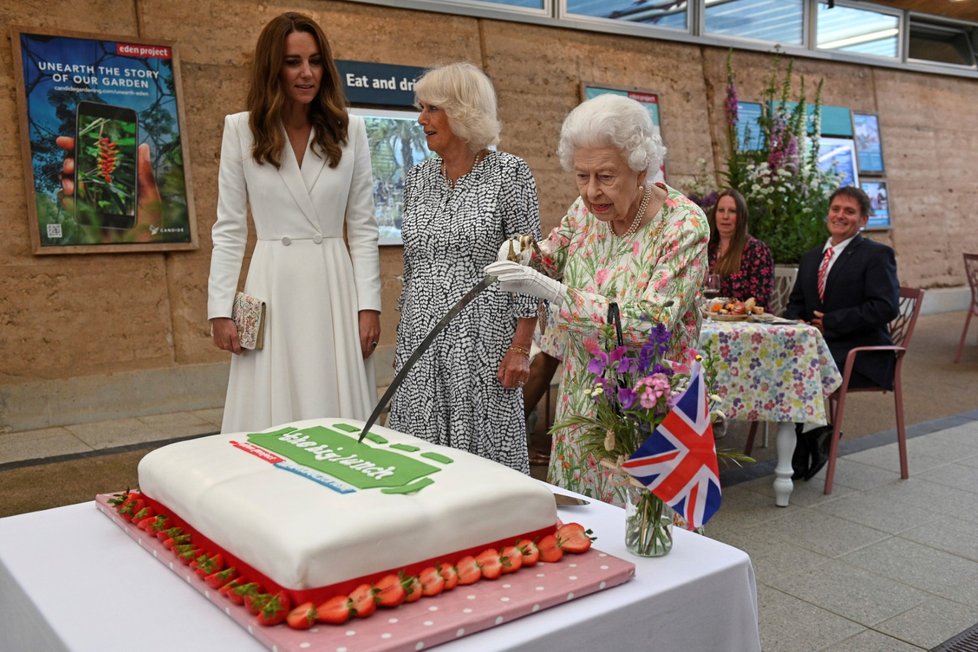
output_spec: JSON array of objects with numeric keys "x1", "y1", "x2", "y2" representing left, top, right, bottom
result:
[{"x1": 414, "y1": 62, "x2": 500, "y2": 150}]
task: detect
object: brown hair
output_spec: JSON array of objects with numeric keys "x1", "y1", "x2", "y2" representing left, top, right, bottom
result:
[
  {"x1": 829, "y1": 185, "x2": 872, "y2": 217},
  {"x1": 709, "y1": 188, "x2": 750, "y2": 277},
  {"x1": 247, "y1": 12, "x2": 348, "y2": 168}
]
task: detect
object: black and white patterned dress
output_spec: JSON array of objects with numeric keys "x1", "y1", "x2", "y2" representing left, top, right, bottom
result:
[{"x1": 388, "y1": 151, "x2": 541, "y2": 474}]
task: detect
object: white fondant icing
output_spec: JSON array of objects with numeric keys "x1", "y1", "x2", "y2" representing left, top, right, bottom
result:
[{"x1": 138, "y1": 418, "x2": 557, "y2": 591}]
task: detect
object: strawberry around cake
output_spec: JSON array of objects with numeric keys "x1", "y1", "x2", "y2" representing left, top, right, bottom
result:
[{"x1": 136, "y1": 418, "x2": 559, "y2": 605}]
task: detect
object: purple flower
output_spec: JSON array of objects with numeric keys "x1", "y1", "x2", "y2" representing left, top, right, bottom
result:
[
  {"x1": 651, "y1": 362, "x2": 675, "y2": 377},
  {"x1": 587, "y1": 353, "x2": 609, "y2": 376},
  {"x1": 618, "y1": 386, "x2": 638, "y2": 410},
  {"x1": 618, "y1": 356, "x2": 635, "y2": 374},
  {"x1": 637, "y1": 324, "x2": 671, "y2": 374},
  {"x1": 724, "y1": 79, "x2": 739, "y2": 129}
]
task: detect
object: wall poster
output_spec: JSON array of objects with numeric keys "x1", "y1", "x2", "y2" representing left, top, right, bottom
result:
[
  {"x1": 339, "y1": 61, "x2": 430, "y2": 246},
  {"x1": 853, "y1": 112, "x2": 885, "y2": 175},
  {"x1": 581, "y1": 83, "x2": 666, "y2": 182},
  {"x1": 817, "y1": 137, "x2": 859, "y2": 189},
  {"x1": 350, "y1": 107, "x2": 433, "y2": 246},
  {"x1": 11, "y1": 27, "x2": 196, "y2": 254},
  {"x1": 861, "y1": 179, "x2": 891, "y2": 230}
]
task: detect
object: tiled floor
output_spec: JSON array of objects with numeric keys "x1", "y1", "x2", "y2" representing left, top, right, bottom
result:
[
  {"x1": 2, "y1": 409, "x2": 977, "y2": 651},
  {"x1": 708, "y1": 414, "x2": 978, "y2": 651},
  {"x1": 0, "y1": 408, "x2": 222, "y2": 465}
]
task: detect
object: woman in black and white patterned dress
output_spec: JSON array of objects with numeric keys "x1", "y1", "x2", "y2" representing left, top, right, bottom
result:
[{"x1": 388, "y1": 62, "x2": 541, "y2": 474}]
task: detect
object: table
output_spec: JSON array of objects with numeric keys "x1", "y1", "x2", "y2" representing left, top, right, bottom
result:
[
  {"x1": 0, "y1": 492, "x2": 761, "y2": 652},
  {"x1": 699, "y1": 319, "x2": 842, "y2": 506}
]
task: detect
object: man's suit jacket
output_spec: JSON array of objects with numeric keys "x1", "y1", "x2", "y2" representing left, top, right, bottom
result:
[{"x1": 785, "y1": 234, "x2": 900, "y2": 389}]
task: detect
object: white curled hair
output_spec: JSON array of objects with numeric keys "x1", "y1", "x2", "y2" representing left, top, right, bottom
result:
[
  {"x1": 556, "y1": 94, "x2": 666, "y2": 180},
  {"x1": 414, "y1": 62, "x2": 500, "y2": 150}
]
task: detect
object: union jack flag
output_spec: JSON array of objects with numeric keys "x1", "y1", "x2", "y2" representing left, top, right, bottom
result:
[{"x1": 621, "y1": 362, "x2": 721, "y2": 529}]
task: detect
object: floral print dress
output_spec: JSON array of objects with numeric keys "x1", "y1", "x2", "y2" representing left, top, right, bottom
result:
[
  {"x1": 708, "y1": 235, "x2": 775, "y2": 308},
  {"x1": 539, "y1": 183, "x2": 709, "y2": 506},
  {"x1": 388, "y1": 152, "x2": 540, "y2": 474}
]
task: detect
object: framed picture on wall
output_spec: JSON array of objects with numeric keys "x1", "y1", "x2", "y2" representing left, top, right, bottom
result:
[
  {"x1": 853, "y1": 112, "x2": 885, "y2": 175},
  {"x1": 736, "y1": 101, "x2": 764, "y2": 151},
  {"x1": 580, "y1": 83, "x2": 666, "y2": 182},
  {"x1": 817, "y1": 137, "x2": 859, "y2": 189},
  {"x1": 350, "y1": 107, "x2": 434, "y2": 246},
  {"x1": 860, "y1": 179, "x2": 891, "y2": 230},
  {"x1": 11, "y1": 27, "x2": 197, "y2": 254}
]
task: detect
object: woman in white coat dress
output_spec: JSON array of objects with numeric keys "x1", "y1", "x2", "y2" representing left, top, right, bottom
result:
[{"x1": 208, "y1": 12, "x2": 381, "y2": 433}]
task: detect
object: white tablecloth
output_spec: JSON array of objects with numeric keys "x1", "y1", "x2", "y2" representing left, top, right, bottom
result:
[{"x1": 0, "y1": 490, "x2": 760, "y2": 652}]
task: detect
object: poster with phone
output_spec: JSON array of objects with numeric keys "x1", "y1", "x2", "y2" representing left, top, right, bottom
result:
[{"x1": 12, "y1": 28, "x2": 196, "y2": 254}]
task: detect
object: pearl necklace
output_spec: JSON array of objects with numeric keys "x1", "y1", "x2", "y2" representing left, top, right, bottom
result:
[
  {"x1": 617, "y1": 186, "x2": 651, "y2": 239},
  {"x1": 442, "y1": 149, "x2": 488, "y2": 188}
]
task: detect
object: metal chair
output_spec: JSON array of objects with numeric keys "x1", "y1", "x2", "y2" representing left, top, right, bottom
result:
[
  {"x1": 768, "y1": 265, "x2": 799, "y2": 318},
  {"x1": 822, "y1": 286, "x2": 925, "y2": 494},
  {"x1": 953, "y1": 253, "x2": 978, "y2": 363}
]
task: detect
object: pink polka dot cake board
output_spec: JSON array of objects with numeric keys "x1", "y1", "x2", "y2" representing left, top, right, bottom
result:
[{"x1": 96, "y1": 494, "x2": 636, "y2": 652}]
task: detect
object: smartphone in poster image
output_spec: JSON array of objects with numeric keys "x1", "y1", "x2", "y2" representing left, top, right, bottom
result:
[{"x1": 74, "y1": 101, "x2": 138, "y2": 230}]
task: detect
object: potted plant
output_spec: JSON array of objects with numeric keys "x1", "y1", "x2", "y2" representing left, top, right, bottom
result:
[{"x1": 722, "y1": 51, "x2": 840, "y2": 265}]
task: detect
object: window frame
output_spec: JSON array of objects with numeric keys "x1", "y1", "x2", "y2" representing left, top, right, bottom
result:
[
  {"x1": 342, "y1": 0, "x2": 978, "y2": 80},
  {"x1": 905, "y1": 12, "x2": 977, "y2": 71},
  {"x1": 699, "y1": 0, "x2": 810, "y2": 50},
  {"x1": 813, "y1": 0, "x2": 903, "y2": 62}
]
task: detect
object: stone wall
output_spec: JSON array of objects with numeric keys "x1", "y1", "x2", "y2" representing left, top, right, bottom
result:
[{"x1": 2, "y1": 0, "x2": 976, "y2": 432}]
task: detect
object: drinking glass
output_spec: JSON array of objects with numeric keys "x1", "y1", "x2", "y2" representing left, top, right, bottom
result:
[{"x1": 703, "y1": 273, "x2": 721, "y2": 300}]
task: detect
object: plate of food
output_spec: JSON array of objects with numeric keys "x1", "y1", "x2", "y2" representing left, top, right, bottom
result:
[
  {"x1": 710, "y1": 312, "x2": 750, "y2": 322},
  {"x1": 705, "y1": 297, "x2": 766, "y2": 321}
]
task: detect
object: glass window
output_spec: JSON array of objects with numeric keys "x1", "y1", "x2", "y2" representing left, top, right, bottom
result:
[
  {"x1": 467, "y1": 0, "x2": 544, "y2": 7},
  {"x1": 430, "y1": 0, "x2": 547, "y2": 11},
  {"x1": 565, "y1": 0, "x2": 688, "y2": 31},
  {"x1": 908, "y1": 20, "x2": 975, "y2": 67},
  {"x1": 703, "y1": 0, "x2": 804, "y2": 45},
  {"x1": 816, "y1": 2, "x2": 899, "y2": 58},
  {"x1": 480, "y1": 0, "x2": 543, "y2": 9}
]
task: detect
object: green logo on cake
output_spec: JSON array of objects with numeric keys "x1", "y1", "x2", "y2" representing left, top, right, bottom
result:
[{"x1": 247, "y1": 425, "x2": 444, "y2": 494}]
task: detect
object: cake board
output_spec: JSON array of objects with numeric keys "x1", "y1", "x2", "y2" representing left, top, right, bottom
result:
[{"x1": 96, "y1": 494, "x2": 636, "y2": 652}]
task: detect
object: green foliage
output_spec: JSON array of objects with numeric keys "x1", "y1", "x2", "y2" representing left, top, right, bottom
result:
[{"x1": 723, "y1": 51, "x2": 840, "y2": 264}]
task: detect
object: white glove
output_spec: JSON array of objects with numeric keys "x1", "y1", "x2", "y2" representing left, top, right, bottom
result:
[
  {"x1": 485, "y1": 260, "x2": 566, "y2": 306},
  {"x1": 496, "y1": 237, "x2": 533, "y2": 265}
]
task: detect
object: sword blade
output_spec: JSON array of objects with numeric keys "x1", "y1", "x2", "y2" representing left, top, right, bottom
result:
[{"x1": 358, "y1": 276, "x2": 498, "y2": 442}]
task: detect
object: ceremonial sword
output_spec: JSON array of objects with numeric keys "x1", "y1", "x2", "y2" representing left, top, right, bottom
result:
[{"x1": 357, "y1": 274, "x2": 499, "y2": 443}]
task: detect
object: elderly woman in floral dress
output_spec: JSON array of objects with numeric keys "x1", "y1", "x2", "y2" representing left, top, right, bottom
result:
[{"x1": 487, "y1": 94, "x2": 709, "y2": 506}]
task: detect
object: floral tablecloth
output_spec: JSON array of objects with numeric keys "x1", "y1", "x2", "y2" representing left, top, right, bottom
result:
[{"x1": 699, "y1": 320, "x2": 842, "y2": 424}]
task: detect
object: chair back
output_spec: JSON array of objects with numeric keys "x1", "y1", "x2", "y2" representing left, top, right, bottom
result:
[
  {"x1": 964, "y1": 254, "x2": 978, "y2": 305},
  {"x1": 769, "y1": 265, "x2": 798, "y2": 317},
  {"x1": 890, "y1": 287, "x2": 925, "y2": 349}
]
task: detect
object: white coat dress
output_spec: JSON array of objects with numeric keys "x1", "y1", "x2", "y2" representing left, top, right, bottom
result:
[{"x1": 207, "y1": 112, "x2": 381, "y2": 433}]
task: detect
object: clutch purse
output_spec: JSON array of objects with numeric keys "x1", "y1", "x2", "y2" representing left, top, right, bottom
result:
[{"x1": 231, "y1": 292, "x2": 266, "y2": 350}]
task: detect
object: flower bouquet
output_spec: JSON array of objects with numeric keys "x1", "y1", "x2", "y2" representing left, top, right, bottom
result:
[{"x1": 553, "y1": 321, "x2": 741, "y2": 557}]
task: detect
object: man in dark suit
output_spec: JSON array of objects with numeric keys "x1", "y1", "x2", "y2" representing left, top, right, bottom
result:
[{"x1": 784, "y1": 186, "x2": 900, "y2": 480}]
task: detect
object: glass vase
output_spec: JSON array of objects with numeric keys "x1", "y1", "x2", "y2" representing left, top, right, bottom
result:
[{"x1": 624, "y1": 484, "x2": 674, "y2": 557}]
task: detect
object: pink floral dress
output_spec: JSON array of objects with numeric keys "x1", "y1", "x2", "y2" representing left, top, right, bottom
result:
[{"x1": 538, "y1": 183, "x2": 709, "y2": 506}]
